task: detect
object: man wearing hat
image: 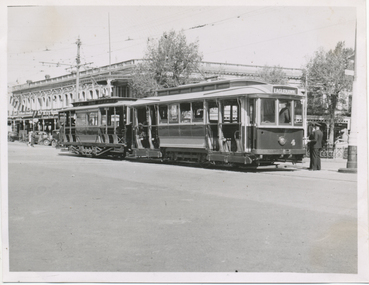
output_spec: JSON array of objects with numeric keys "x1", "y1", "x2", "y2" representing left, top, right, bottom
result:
[{"x1": 307, "y1": 122, "x2": 323, "y2": 170}]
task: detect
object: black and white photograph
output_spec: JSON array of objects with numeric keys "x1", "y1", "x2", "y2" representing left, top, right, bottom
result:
[{"x1": 1, "y1": 0, "x2": 368, "y2": 283}]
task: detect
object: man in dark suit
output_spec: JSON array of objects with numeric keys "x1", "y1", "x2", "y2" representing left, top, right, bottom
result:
[
  {"x1": 279, "y1": 102, "x2": 291, "y2": 124},
  {"x1": 308, "y1": 123, "x2": 324, "y2": 170}
]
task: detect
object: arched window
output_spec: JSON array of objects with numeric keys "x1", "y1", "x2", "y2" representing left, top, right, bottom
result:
[
  {"x1": 89, "y1": 90, "x2": 93, "y2": 100},
  {"x1": 96, "y1": 89, "x2": 99, "y2": 98}
]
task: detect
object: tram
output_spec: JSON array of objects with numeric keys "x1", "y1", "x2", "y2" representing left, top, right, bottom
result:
[
  {"x1": 58, "y1": 97, "x2": 136, "y2": 159},
  {"x1": 58, "y1": 79, "x2": 306, "y2": 166}
]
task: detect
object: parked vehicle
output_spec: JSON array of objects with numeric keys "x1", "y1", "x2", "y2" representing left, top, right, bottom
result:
[
  {"x1": 33, "y1": 131, "x2": 51, "y2": 146},
  {"x1": 8, "y1": 131, "x2": 18, "y2": 142}
]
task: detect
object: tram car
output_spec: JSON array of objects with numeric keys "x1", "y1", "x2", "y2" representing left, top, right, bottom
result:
[
  {"x1": 58, "y1": 79, "x2": 306, "y2": 166},
  {"x1": 58, "y1": 97, "x2": 136, "y2": 159}
]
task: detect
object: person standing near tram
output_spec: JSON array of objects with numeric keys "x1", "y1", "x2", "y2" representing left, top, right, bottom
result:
[{"x1": 307, "y1": 122, "x2": 323, "y2": 170}]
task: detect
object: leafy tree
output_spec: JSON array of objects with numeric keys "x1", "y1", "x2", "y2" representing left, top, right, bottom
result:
[
  {"x1": 130, "y1": 30, "x2": 203, "y2": 97},
  {"x1": 257, "y1": 65, "x2": 288, "y2": 84},
  {"x1": 302, "y1": 41, "x2": 354, "y2": 144}
]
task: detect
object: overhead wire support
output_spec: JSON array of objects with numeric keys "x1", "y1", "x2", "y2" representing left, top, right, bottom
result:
[{"x1": 38, "y1": 36, "x2": 93, "y2": 103}]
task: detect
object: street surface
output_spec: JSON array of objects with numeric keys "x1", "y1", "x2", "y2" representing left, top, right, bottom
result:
[{"x1": 7, "y1": 142, "x2": 357, "y2": 273}]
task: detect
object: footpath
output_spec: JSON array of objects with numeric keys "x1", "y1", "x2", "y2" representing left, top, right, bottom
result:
[{"x1": 298, "y1": 157, "x2": 349, "y2": 171}]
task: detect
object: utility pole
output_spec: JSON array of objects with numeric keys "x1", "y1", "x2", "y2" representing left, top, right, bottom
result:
[
  {"x1": 40, "y1": 36, "x2": 92, "y2": 103},
  {"x1": 75, "y1": 36, "x2": 81, "y2": 102},
  {"x1": 108, "y1": 13, "x2": 111, "y2": 73},
  {"x1": 107, "y1": 13, "x2": 112, "y2": 97}
]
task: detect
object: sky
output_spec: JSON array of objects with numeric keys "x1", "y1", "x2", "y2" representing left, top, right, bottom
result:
[{"x1": 6, "y1": 2, "x2": 358, "y2": 87}]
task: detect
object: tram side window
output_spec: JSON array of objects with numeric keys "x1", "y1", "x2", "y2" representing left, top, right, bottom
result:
[
  {"x1": 260, "y1": 99, "x2": 276, "y2": 124},
  {"x1": 249, "y1": 100, "x2": 254, "y2": 124},
  {"x1": 88, "y1": 112, "x2": 98, "y2": 126},
  {"x1": 159, "y1": 105, "x2": 168, "y2": 124},
  {"x1": 76, "y1": 113, "x2": 87, "y2": 126},
  {"x1": 71, "y1": 114, "x2": 76, "y2": 126},
  {"x1": 192, "y1": 102, "x2": 204, "y2": 123},
  {"x1": 208, "y1": 102, "x2": 218, "y2": 123},
  {"x1": 101, "y1": 108, "x2": 113, "y2": 126},
  {"x1": 223, "y1": 101, "x2": 239, "y2": 123},
  {"x1": 294, "y1": 100, "x2": 303, "y2": 126},
  {"x1": 169, "y1": 104, "x2": 179, "y2": 124},
  {"x1": 278, "y1": 99, "x2": 291, "y2": 125},
  {"x1": 180, "y1": 103, "x2": 191, "y2": 123},
  {"x1": 111, "y1": 114, "x2": 120, "y2": 127}
]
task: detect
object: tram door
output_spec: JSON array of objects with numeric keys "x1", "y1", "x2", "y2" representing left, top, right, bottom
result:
[
  {"x1": 134, "y1": 107, "x2": 149, "y2": 149},
  {"x1": 220, "y1": 99, "x2": 241, "y2": 152},
  {"x1": 148, "y1": 106, "x2": 159, "y2": 149},
  {"x1": 246, "y1": 98, "x2": 256, "y2": 151},
  {"x1": 207, "y1": 101, "x2": 219, "y2": 151}
]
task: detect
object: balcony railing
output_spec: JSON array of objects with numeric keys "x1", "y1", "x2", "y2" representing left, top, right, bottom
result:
[{"x1": 12, "y1": 59, "x2": 142, "y2": 92}]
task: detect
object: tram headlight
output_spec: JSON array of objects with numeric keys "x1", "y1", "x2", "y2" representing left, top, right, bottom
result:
[{"x1": 278, "y1": 136, "x2": 286, "y2": 146}]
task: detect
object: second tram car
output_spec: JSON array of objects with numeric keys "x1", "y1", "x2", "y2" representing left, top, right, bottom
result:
[
  {"x1": 58, "y1": 97, "x2": 136, "y2": 159},
  {"x1": 58, "y1": 79, "x2": 306, "y2": 167}
]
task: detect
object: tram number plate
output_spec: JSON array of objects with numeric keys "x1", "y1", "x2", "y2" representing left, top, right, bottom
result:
[{"x1": 283, "y1": 149, "x2": 291, "y2": 154}]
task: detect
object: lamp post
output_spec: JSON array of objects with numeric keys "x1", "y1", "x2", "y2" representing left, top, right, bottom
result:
[{"x1": 339, "y1": 26, "x2": 357, "y2": 173}]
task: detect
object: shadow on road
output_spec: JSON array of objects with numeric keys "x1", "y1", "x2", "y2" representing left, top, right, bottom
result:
[{"x1": 57, "y1": 152, "x2": 299, "y2": 173}]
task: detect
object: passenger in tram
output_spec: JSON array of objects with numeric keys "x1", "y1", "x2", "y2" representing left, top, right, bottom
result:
[
  {"x1": 279, "y1": 102, "x2": 291, "y2": 124},
  {"x1": 138, "y1": 122, "x2": 149, "y2": 148}
]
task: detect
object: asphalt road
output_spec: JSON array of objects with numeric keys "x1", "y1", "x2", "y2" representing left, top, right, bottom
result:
[{"x1": 7, "y1": 142, "x2": 357, "y2": 274}]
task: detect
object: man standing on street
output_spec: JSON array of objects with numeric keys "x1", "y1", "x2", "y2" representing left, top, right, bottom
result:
[
  {"x1": 28, "y1": 130, "x2": 34, "y2": 147},
  {"x1": 307, "y1": 123, "x2": 323, "y2": 170}
]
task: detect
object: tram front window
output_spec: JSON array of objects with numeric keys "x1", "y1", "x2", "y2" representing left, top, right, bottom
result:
[
  {"x1": 278, "y1": 99, "x2": 291, "y2": 125},
  {"x1": 260, "y1": 99, "x2": 276, "y2": 124}
]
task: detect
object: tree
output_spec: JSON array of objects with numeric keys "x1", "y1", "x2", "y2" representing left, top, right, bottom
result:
[
  {"x1": 257, "y1": 65, "x2": 288, "y2": 84},
  {"x1": 130, "y1": 30, "x2": 203, "y2": 98},
  {"x1": 302, "y1": 41, "x2": 354, "y2": 144}
]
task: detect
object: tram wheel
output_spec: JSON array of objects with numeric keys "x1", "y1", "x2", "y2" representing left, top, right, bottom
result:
[{"x1": 116, "y1": 151, "x2": 126, "y2": 160}]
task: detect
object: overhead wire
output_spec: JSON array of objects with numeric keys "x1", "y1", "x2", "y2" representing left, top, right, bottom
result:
[{"x1": 8, "y1": 6, "x2": 355, "y2": 83}]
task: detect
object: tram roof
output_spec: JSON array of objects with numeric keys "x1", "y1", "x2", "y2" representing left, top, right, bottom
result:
[
  {"x1": 132, "y1": 85, "x2": 303, "y2": 106},
  {"x1": 61, "y1": 98, "x2": 136, "y2": 112}
]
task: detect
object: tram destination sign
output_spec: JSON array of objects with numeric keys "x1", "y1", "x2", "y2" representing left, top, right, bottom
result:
[{"x1": 273, "y1": 86, "x2": 298, "y2": 95}]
